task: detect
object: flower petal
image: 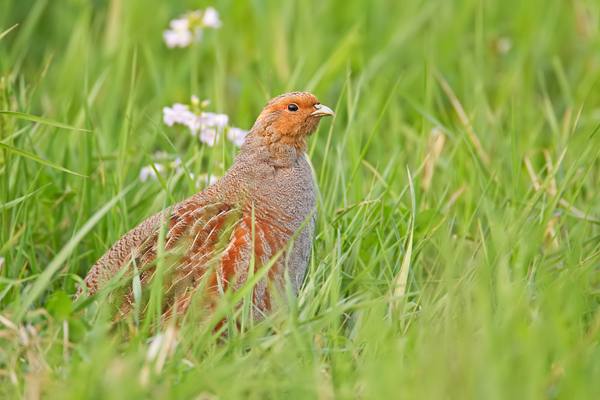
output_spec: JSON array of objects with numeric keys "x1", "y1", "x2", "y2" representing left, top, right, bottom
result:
[{"x1": 202, "y1": 7, "x2": 222, "y2": 29}]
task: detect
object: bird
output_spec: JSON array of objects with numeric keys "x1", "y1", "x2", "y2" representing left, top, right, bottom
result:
[{"x1": 75, "y1": 91, "x2": 335, "y2": 324}]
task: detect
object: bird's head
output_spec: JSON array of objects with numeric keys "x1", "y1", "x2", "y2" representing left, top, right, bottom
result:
[{"x1": 251, "y1": 92, "x2": 335, "y2": 154}]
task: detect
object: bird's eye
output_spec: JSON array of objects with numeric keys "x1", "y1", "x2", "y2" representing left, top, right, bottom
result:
[{"x1": 287, "y1": 103, "x2": 299, "y2": 112}]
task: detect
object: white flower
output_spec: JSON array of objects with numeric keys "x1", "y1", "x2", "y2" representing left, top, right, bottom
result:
[
  {"x1": 171, "y1": 157, "x2": 183, "y2": 174},
  {"x1": 202, "y1": 7, "x2": 222, "y2": 29},
  {"x1": 213, "y1": 114, "x2": 229, "y2": 130},
  {"x1": 155, "y1": 151, "x2": 168, "y2": 159},
  {"x1": 162, "y1": 107, "x2": 177, "y2": 126},
  {"x1": 196, "y1": 174, "x2": 219, "y2": 189},
  {"x1": 173, "y1": 103, "x2": 188, "y2": 113},
  {"x1": 199, "y1": 128, "x2": 219, "y2": 147},
  {"x1": 200, "y1": 112, "x2": 217, "y2": 128},
  {"x1": 0, "y1": 257, "x2": 4, "y2": 272},
  {"x1": 163, "y1": 18, "x2": 193, "y2": 48},
  {"x1": 163, "y1": 103, "x2": 188, "y2": 126},
  {"x1": 170, "y1": 18, "x2": 189, "y2": 31},
  {"x1": 139, "y1": 164, "x2": 165, "y2": 182},
  {"x1": 164, "y1": 8, "x2": 220, "y2": 49},
  {"x1": 181, "y1": 110, "x2": 201, "y2": 135},
  {"x1": 200, "y1": 112, "x2": 228, "y2": 129},
  {"x1": 163, "y1": 29, "x2": 193, "y2": 48},
  {"x1": 139, "y1": 167, "x2": 151, "y2": 182},
  {"x1": 162, "y1": 99, "x2": 229, "y2": 142},
  {"x1": 227, "y1": 127, "x2": 249, "y2": 147}
]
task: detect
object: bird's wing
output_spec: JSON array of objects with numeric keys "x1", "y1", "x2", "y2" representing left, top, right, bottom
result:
[
  {"x1": 74, "y1": 209, "x2": 166, "y2": 300},
  {"x1": 159, "y1": 207, "x2": 293, "y2": 320},
  {"x1": 75, "y1": 194, "x2": 238, "y2": 309},
  {"x1": 77, "y1": 194, "x2": 297, "y2": 320}
]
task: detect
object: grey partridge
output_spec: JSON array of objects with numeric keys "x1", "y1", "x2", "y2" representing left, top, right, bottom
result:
[{"x1": 75, "y1": 92, "x2": 335, "y2": 322}]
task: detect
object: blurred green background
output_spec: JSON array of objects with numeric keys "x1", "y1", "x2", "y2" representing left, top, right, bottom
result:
[{"x1": 2, "y1": 0, "x2": 600, "y2": 398}]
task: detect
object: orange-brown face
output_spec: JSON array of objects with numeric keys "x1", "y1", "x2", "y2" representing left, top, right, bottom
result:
[{"x1": 254, "y1": 92, "x2": 335, "y2": 146}]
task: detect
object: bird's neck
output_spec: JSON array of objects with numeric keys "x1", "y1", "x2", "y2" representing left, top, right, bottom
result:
[{"x1": 241, "y1": 131, "x2": 306, "y2": 167}]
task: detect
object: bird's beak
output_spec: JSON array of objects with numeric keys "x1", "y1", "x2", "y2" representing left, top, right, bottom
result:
[{"x1": 310, "y1": 104, "x2": 335, "y2": 118}]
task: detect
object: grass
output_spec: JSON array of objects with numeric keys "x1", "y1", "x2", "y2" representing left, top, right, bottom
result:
[{"x1": 2, "y1": 0, "x2": 600, "y2": 398}]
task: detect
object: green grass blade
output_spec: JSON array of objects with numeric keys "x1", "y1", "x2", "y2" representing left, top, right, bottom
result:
[
  {"x1": 0, "y1": 23, "x2": 18, "y2": 41},
  {"x1": 393, "y1": 166, "x2": 415, "y2": 300},
  {"x1": 0, "y1": 183, "x2": 51, "y2": 211},
  {"x1": 0, "y1": 141, "x2": 87, "y2": 177},
  {"x1": 0, "y1": 111, "x2": 91, "y2": 131},
  {"x1": 13, "y1": 182, "x2": 135, "y2": 322}
]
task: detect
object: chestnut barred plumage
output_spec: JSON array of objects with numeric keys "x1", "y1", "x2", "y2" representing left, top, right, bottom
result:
[{"x1": 75, "y1": 92, "x2": 334, "y2": 322}]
